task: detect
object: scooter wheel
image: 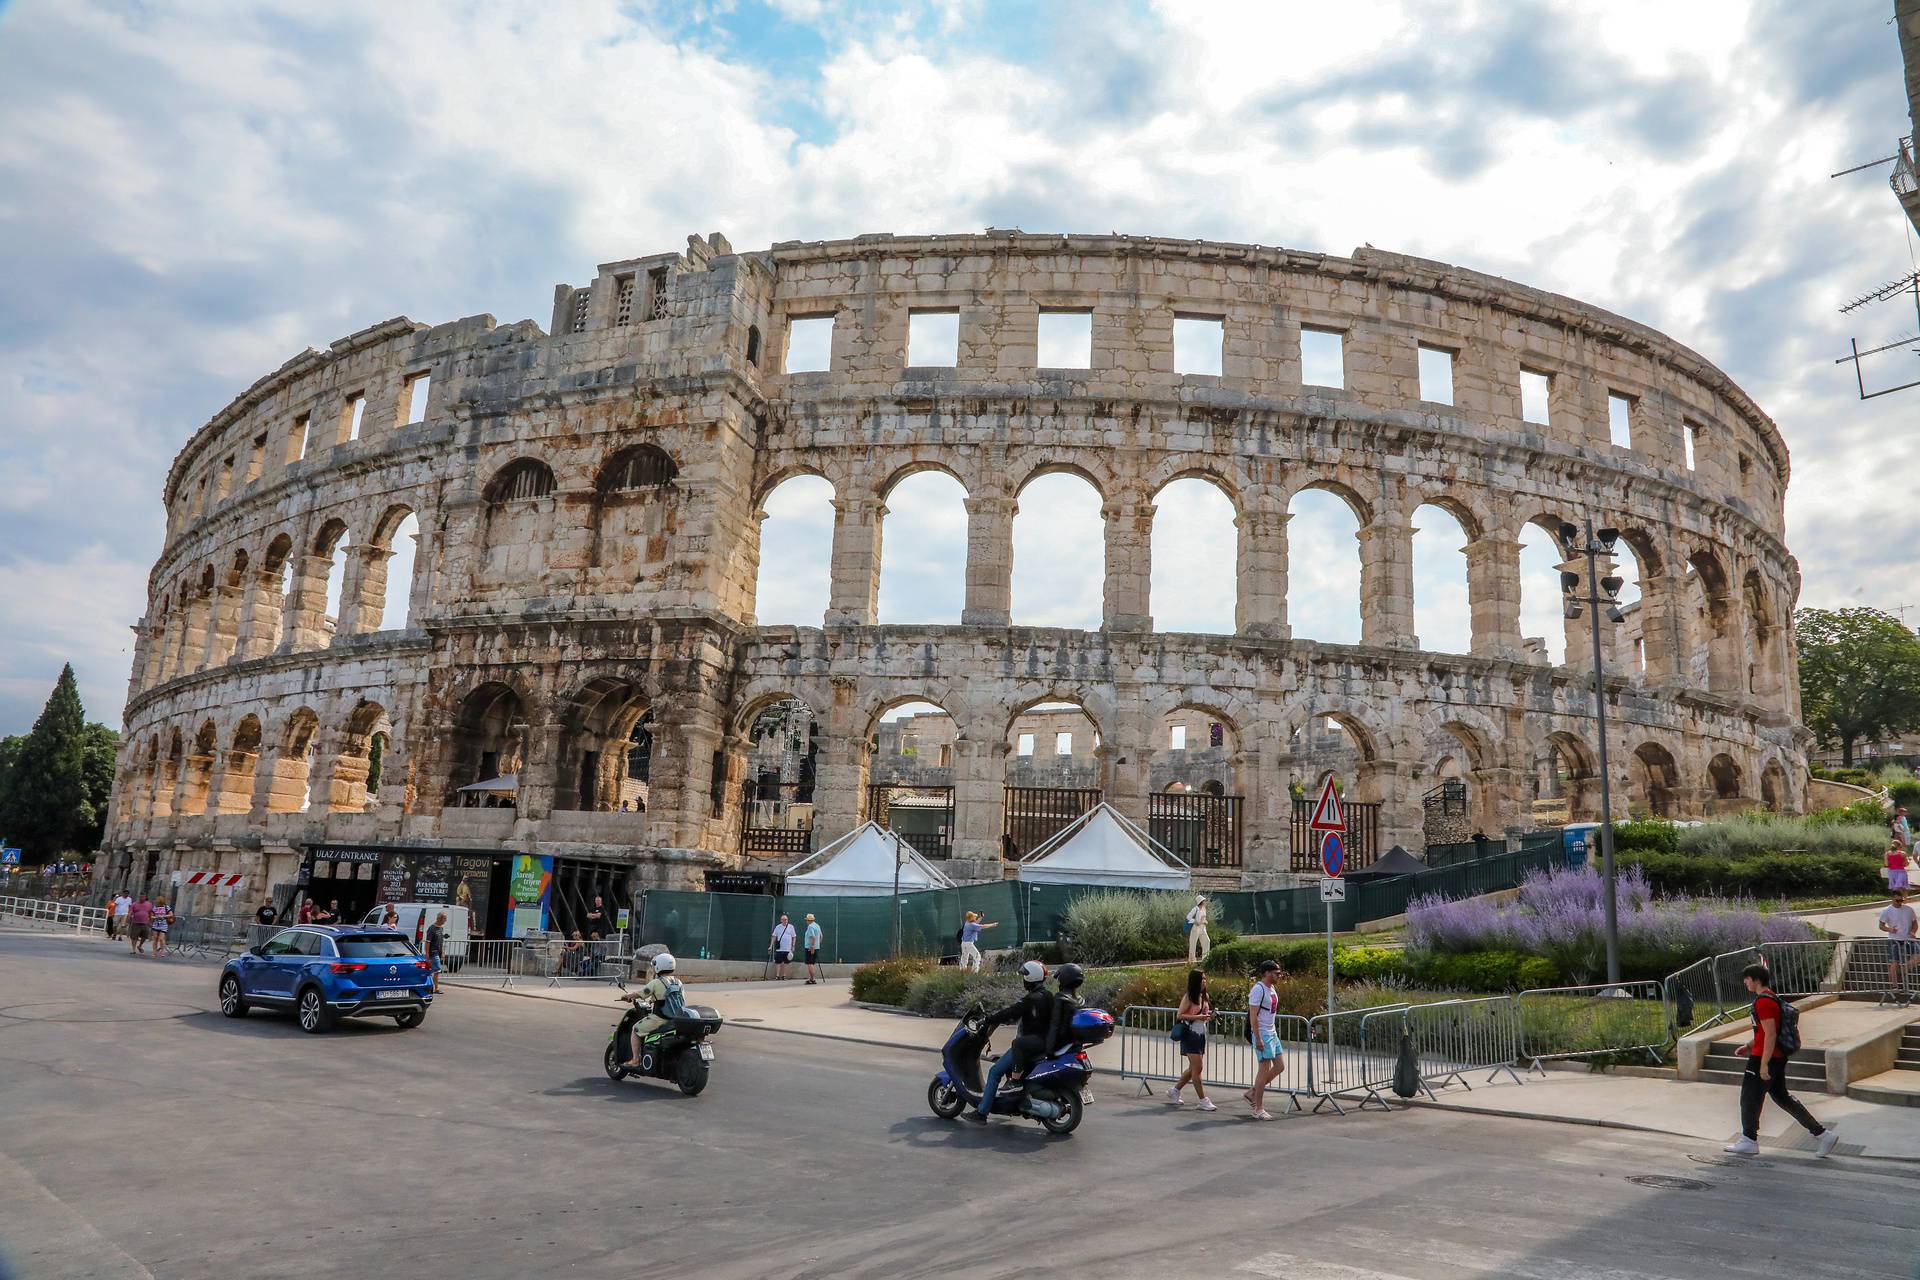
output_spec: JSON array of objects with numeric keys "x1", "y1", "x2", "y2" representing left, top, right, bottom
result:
[
  {"x1": 675, "y1": 1055, "x2": 710, "y2": 1097},
  {"x1": 927, "y1": 1078, "x2": 966, "y2": 1119},
  {"x1": 1038, "y1": 1090, "x2": 1084, "y2": 1136},
  {"x1": 603, "y1": 1039, "x2": 628, "y2": 1081}
]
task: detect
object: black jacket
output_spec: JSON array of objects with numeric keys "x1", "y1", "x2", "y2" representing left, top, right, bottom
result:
[{"x1": 987, "y1": 988, "x2": 1056, "y2": 1040}]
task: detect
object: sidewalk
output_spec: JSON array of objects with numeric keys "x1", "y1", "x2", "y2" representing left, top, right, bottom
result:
[{"x1": 444, "y1": 972, "x2": 1920, "y2": 1160}]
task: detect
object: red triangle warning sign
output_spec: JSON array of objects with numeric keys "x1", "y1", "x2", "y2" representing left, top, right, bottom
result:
[{"x1": 1308, "y1": 777, "x2": 1345, "y2": 832}]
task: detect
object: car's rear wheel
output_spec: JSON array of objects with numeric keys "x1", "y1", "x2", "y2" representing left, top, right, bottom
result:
[
  {"x1": 394, "y1": 1009, "x2": 425, "y2": 1029},
  {"x1": 297, "y1": 988, "x2": 334, "y2": 1034},
  {"x1": 675, "y1": 1052, "x2": 710, "y2": 1096},
  {"x1": 218, "y1": 975, "x2": 248, "y2": 1018}
]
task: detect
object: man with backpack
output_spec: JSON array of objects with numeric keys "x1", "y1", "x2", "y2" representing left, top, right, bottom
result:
[
  {"x1": 619, "y1": 952, "x2": 686, "y2": 1069},
  {"x1": 1724, "y1": 963, "x2": 1838, "y2": 1157}
]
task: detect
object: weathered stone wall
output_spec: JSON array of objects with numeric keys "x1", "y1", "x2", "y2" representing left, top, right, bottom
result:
[{"x1": 99, "y1": 231, "x2": 1807, "y2": 904}]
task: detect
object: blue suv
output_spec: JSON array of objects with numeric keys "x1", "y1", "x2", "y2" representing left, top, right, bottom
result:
[{"x1": 220, "y1": 926, "x2": 434, "y2": 1033}]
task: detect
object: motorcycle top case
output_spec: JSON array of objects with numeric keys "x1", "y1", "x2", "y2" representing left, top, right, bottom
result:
[
  {"x1": 670, "y1": 1005, "x2": 723, "y2": 1037},
  {"x1": 1069, "y1": 1008, "x2": 1115, "y2": 1046}
]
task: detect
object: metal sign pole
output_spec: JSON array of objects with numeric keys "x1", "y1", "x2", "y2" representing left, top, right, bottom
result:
[{"x1": 1325, "y1": 894, "x2": 1335, "y2": 1017}]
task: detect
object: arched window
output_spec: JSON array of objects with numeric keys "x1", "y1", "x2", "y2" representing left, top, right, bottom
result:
[
  {"x1": 878, "y1": 470, "x2": 968, "y2": 623},
  {"x1": 488, "y1": 458, "x2": 556, "y2": 504},
  {"x1": 379, "y1": 512, "x2": 420, "y2": 631},
  {"x1": 1012, "y1": 472, "x2": 1103, "y2": 629},
  {"x1": 1411, "y1": 503, "x2": 1471, "y2": 654},
  {"x1": 1286, "y1": 488, "x2": 1362, "y2": 643},
  {"x1": 1518, "y1": 521, "x2": 1567, "y2": 664},
  {"x1": 754, "y1": 475, "x2": 835, "y2": 624},
  {"x1": 600, "y1": 445, "x2": 677, "y2": 493},
  {"x1": 314, "y1": 521, "x2": 351, "y2": 629},
  {"x1": 1151, "y1": 477, "x2": 1237, "y2": 634},
  {"x1": 746, "y1": 325, "x2": 763, "y2": 367}
]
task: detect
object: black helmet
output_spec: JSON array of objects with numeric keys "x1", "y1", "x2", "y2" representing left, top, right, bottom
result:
[{"x1": 1054, "y1": 963, "x2": 1085, "y2": 993}]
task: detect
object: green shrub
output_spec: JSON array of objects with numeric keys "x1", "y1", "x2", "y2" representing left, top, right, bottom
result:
[
  {"x1": 1403, "y1": 949, "x2": 1559, "y2": 992},
  {"x1": 1060, "y1": 889, "x2": 1236, "y2": 965},
  {"x1": 850, "y1": 956, "x2": 935, "y2": 1006},
  {"x1": 1629, "y1": 849, "x2": 1883, "y2": 898},
  {"x1": 1611, "y1": 819, "x2": 1678, "y2": 855},
  {"x1": 1887, "y1": 778, "x2": 1920, "y2": 809},
  {"x1": 1675, "y1": 813, "x2": 1883, "y2": 859},
  {"x1": 1804, "y1": 799, "x2": 1887, "y2": 828}
]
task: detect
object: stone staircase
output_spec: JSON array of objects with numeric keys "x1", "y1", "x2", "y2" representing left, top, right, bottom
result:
[
  {"x1": 1699, "y1": 1041, "x2": 1829, "y2": 1090},
  {"x1": 1848, "y1": 1024, "x2": 1920, "y2": 1107}
]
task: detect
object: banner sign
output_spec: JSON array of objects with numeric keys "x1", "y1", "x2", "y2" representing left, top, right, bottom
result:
[{"x1": 507, "y1": 854, "x2": 552, "y2": 937}]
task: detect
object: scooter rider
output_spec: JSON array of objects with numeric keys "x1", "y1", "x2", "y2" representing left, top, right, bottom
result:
[
  {"x1": 619, "y1": 952, "x2": 684, "y2": 1069},
  {"x1": 1049, "y1": 963, "x2": 1086, "y2": 1047},
  {"x1": 964, "y1": 960, "x2": 1054, "y2": 1124}
]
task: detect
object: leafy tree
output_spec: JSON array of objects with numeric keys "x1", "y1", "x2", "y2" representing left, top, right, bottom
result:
[
  {"x1": 0, "y1": 666, "x2": 119, "y2": 861},
  {"x1": 78, "y1": 721, "x2": 121, "y2": 850},
  {"x1": 1796, "y1": 607, "x2": 1920, "y2": 765}
]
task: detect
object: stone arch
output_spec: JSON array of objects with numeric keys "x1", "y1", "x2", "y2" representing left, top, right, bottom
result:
[
  {"x1": 1405, "y1": 489, "x2": 1489, "y2": 541},
  {"x1": 215, "y1": 714, "x2": 262, "y2": 815},
  {"x1": 448, "y1": 681, "x2": 530, "y2": 804},
  {"x1": 591, "y1": 444, "x2": 680, "y2": 573},
  {"x1": 1742, "y1": 567, "x2": 1783, "y2": 700},
  {"x1": 1011, "y1": 454, "x2": 1114, "y2": 502},
  {"x1": 1516, "y1": 512, "x2": 1576, "y2": 665},
  {"x1": 1011, "y1": 468, "x2": 1105, "y2": 629},
  {"x1": 878, "y1": 456, "x2": 972, "y2": 501},
  {"x1": 367, "y1": 505, "x2": 420, "y2": 632},
  {"x1": 1141, "y1": 456, "x2": 1247, "y2": 506},
  {"x1": 877, "y1": 466, "x2": 969, "y2": 623},
  {"x1": 265, "y1": 707, "x2": 321, "y2": 814},
  {"x1": 753, "y1": 472, "x2": 836, "y2": 625},
  {"x1": 153, "y1": 729, "x2": 180, "y2": 820},
  {"x1": 178, "y1": 719, "x2": 219, "y2": 816},
  {"x1": 1536, "y1": 728, "x2": 1599, "y2": 822},
  {"x1": 861, "y1": 696, "x2": 965, "y2": 852},
  {"x1": 311, "y1": 518, "x2": 351, "y2": 630},
  {"x1": 1150, "y1": 474, "x2": 1239, "y2": 635},
  {"x1": 481, "y1": 458, "x2": 556, "y2": 586},
  {"x1": 555, "y1": 675, "x2": 656, "y2": 812},
  {"x1": 1629, "y1": 740, "x2": 1680, "y2": 819},
  {"x1": 1685, "y1": 546, "x2": 1743, "y2": 694},
  {"x1": 1285, "y1": 483, "x2": 1367, "y2": 643},
  {"x1": 326, "y1": 699, "x2": 392, "y2": 813},
  {"x1": 1286, "y1": 477, "x2": 1372, "y2": 525},
  {"x1": 1412, "y1": 500, "x2": 1473, "y2": 654},
  {"x1": 1760, "y1": 756, "x2": 1791, "y2": 812},
  {"x1": 1708, "y1": 751, "x2": 1744, "y2": 804}
]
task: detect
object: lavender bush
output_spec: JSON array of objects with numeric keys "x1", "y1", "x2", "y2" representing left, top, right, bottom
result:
[{"x1": 1407, "y1": 864, "x2": 1819, "y2": 984}]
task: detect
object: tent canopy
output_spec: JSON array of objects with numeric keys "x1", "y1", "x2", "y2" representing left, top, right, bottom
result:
[
  {"x1": 457, "y1": 774, "x2": 519, "y2": 795},
  {"x1": 1343, "y1": 844, "x2": 1429, "y2": 880},
  {"x1": 1017, "y1": 803, "x2": 1191, "y2": 889},
  {"x1": 784, "y1": 822, "x2": 956, "y2": 896}
]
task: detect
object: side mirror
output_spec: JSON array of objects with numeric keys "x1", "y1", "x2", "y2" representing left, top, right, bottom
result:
[{"x1": 247, "y1": 945, "x2": 263, "y2": 957}]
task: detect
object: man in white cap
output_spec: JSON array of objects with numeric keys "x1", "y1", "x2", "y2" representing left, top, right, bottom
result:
[{"x1": 1186, "y1": 894, "x2": 1211, "y2": 963}]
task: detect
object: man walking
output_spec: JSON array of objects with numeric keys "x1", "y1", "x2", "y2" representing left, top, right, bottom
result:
[
  {"x1": 802, "y1": 914, "x2": 824, "y2": 985},
  {"x1": 1880, "y1": 887, "x2": 1919, "y2": 1004},
  {"x1": 770, "y1": 913, "x2": 797, "y2": 980},
  {"x1": 1724, "y1": 963, "x2": 1838, "y2": 1157},
  {"x1": 108, "y1": 890, "x2": 130, "y2": 942},
  {"x1": 125, "y1": 893, "x2": 152, "y2": 956},
  {"x1": 425, "y1": 912, "x2": 447, "y2": 993},
  {"x1": 1893, "y1": 806, "x2": 1912, "y2": 853},
  {"x1": 1245, "y1": 960, "x2": 1286, "y2": 1121},
  {"x1": 1186, "y1": 894, "x2": 1211, "y2": 964}
]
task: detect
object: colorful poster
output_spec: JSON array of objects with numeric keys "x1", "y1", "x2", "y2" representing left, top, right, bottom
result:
[
  {"x1": 451, "y1": 856, "x2": 493, "y2": 934},
  {"x1": 506, "y1": 854, "x2": 552, "y2": 937},
  {"x1": 376, "y1": 854, "x2": 415, "y2": 905}
]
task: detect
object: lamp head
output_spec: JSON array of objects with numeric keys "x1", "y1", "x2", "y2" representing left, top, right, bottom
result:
[
  {"x1": 1597, "y1": 527, "x2": 1620, "y2": 551},
  {"x1": 1560, "y1": 571, "x2": 1581, "y2": 594},
  {"x1": 1564, "y1": 600, "x2": 1584, "y2": 620},
  {"x1": 1600, "y1": 575, "x2": 1624, "y2": 598},
  {"x1": 1557, "y1": 521, "x2": 1580, "y2": 548}
]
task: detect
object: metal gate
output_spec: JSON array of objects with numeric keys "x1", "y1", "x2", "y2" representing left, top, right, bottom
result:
[
  {"x1": 1290, "y1": 798, "x2": 1379, "y2": 871},
  {"x1": 1148, "y1": 792, "x2": 1243, "y2": 868},
  {"x1": 1003, "y1": 786, "x2": 1101, "y2": 859},
  {"x1": 867, "y1": 784, "x2": 955, "y2": 859}
]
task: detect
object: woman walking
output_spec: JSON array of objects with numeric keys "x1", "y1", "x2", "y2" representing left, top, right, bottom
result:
[
  {"x1": 1166, "y1": 968, "x2": 1216, "y2": 1110},
  {"x1": 149, "y1": 899, "x2": 172, "y2": 959}
]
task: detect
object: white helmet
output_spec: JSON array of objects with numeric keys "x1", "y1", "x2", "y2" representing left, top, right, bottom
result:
[
  {"x1": 1019, "y1": 959, "x2": 1048, "y2": 986},
  {"x1": 652, "y1": 952, "x2": 677, "y2": 974}
]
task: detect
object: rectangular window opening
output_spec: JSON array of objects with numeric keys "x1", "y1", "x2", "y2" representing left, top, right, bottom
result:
[
  {"x1": 906, "y1": 309, "x2": 960, "y2": 367},
  {"x1": 1017, "y1": 732, "x2": 1035, "y2": 757},
  {"x1": 613, "y1": 275, "x2": 635, "y2": 327},
  {"x1": 1300, "y1": 327, "x2": 1345, "y2": 389},
  {"x1": 1683, "y1": 422, "x2": 1699, "y2": 471},
  {"x1": 784, "y1": 315, "x2": 835, "y2": 373},
  {"x1": 1170, "y1": 725, "x2": 1187, "y2": 750},
  {"x1": 647, "y1": 268, "x2": 669, "y2": 321},
  {"x1": 1417, "y1": 344, "x2": 1455, "y2": 405},
  {"x1": 1173, "y1": 314, "x2": 1224, "y2": 376},
  {"x1": 246, "y1": 432, "x2": 267, "y2": 483},
  {"x1": 1607, "y1": 393, "x2": 1634, "y2": 449},
  {"x1": 1037, "y1": 308, "x2": 1093, "y2": 369},
  {"x1": 1055, "y1": 731, "x2": 1073, "y2": 756},
  {"x1": 1519, "y1": 369, "x2": 1552, "y2": 426},
  {"x1": 403, "y1": 373, "x2": 431, "y2": 425},
  {"x1": 292, "y1": 412, "x2": 311, "y2": 463},
  {"x1": 343, "y1": 392, "x2": 366, "y2": 442},
  {"x1": 217, "y1": 455, "x2": 235, "y2": 501}
]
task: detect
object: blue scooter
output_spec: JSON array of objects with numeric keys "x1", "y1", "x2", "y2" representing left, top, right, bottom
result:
[{"x1": 927, "y1": 1004, "x2": 1115, "y2": 1135}]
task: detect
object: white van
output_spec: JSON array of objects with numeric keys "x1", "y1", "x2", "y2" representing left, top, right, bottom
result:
[{"x1": 361, "y1": 904, "x2": 471, "y2": 970}]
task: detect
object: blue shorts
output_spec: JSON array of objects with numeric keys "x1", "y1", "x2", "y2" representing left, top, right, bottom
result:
[
  {"x1": 1255, "y1": 1030, "x2": 1284, "y2": 1062},
  {"x1": 1892, "y1": 940, "x2": 1919, "y2": 961},
  {"x1": 430, "y1": 957, "x2": 442, "y2": 973}
]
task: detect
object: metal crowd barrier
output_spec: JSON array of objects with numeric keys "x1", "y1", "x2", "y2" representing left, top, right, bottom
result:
[
  {"x1": 1303, "y1": 1005, "x2": 1407, "y2": 1114},
  {"x1": 1400, "y1": 997, "x2": 1525, "y2": 1092},
  {"x1": 1516, "y1": 981, "x2": 1669, "y2": 1069},
  {"x1": 1116, "y1": 1006, "x2": 1311, "y2": 1108},
  {"x1": 0, "y1": 896, "x2": 107, "y2": 934},
  {"x1": 153, "y1": 913, "x2": 247, "y2": 960}
]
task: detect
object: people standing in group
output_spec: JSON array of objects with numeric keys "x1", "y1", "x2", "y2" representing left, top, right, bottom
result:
[
  {"x1": 1724, "y1": 963, "x2": 1838, "y2": 1157},
  {"x1": 802, "y1": 914, "x2": 824, "y2": 984},
  {"x1": 108, "y1": 890, "x2": 130, "y2": 942},
  {"x1": 1245, "y1": 959, "x2": 1286, "y2": 1120},
  {"x1": 149, "y1": 899, "x2": 171, "y2": 958},
  {"x1": 1186, "y1": 895, "x2": 1211, "y2": 964},
  {"x1": 313, "y1": 899, "x2": 340, "y2": 926},
  {"x1": 770, "y1": 914, "x2": 798, "y2": 980},
  {"x1": 1166, "y1": 968, "x2": 1216, "y2": 1111},
  {"x1": 125, "y1": 893, "x2": 153, "y2": 956},
  {"x1": 1881, "y1": 886, "x2": 1919, "y2": 1003},
  {"x1": 381, "y1": 904, "x2": 400, "y2": 929},
  {"x1": 296, "y1": 898, "x2": 314, "y2": 925},
  {"x1": 425, "y1": 912, "x2": 447, "y2": 993},
  {"x1": 958, "y1": 911, "x2": 997, "y2": 972},
  {"x1": 1892, "y1": 806, "x2": 1912, "y2": 853},
  {"x1": 255, "y1": 901, "x2": 278, "y2": 928}
]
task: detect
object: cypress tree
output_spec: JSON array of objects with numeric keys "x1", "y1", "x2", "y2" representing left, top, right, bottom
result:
[{"x1": 5, "y1": 665, "x2": 91, "y2": 860}]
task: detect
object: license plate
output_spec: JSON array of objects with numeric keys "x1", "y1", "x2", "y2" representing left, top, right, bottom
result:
[
  {"x1": 698, "y1": 1043, "x2": 714, "y2": 1061},
  {"x1": 375, "y1": 990, "x2": 409, "y2": 1001}
]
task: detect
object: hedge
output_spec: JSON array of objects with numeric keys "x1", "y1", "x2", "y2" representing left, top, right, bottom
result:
[
  {"x1": 1610, "y1": 819, "x2": 1678, "y2": 855},
  {"x1": 1627, "y1": 849, "x2": 1883, "y2": 898}
]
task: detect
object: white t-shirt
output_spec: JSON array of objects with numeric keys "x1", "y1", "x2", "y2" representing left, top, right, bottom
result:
[
  {"x1": 772, "y1": 923, "x2": 797, "y2": 951},
  {"x1": 1187, "y1": 904, "x2": 1208, "y2": 928},
  {"x1": 112, "y1": 895, "x2": 130, "y2": 918},
  {"x1": 1882, "y1": 904, "x2": 1919, "y2": 941},
  {"x1": 1247, "y1": 981, "x2": 1277, "y2": 1036}
]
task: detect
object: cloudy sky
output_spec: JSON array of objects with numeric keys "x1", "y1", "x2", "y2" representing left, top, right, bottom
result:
[{"x1": 0, "y1": 0, "x2": 1912, "y2": 735}]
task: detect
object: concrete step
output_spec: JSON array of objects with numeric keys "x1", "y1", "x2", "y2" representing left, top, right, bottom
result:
[
  {"x1": 1698, "y1": 1061, "x2": 1829, "y2": 1088},
  {"x1": 1848, "y1": 1071, "x2": 1920, "y2": 1107}
]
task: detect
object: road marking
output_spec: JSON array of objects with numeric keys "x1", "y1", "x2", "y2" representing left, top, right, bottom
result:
[{"x1": 1241, "y1": 1250, "x2": 1696, "y2": 1280}]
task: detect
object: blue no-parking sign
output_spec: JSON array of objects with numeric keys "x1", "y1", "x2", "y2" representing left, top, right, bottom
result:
[{"x1": 1320, "y1": 831, "x2": 1346, "y2": 878}]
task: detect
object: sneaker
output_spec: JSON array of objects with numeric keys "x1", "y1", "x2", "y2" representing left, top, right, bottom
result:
[
  {"x1": 1165, "y1": 1087, "x2": 1182, "y2": 1105},
  {"x1": 1723, "y1": 1136, "x2": 1760, "y2": 1156},
  {"x1": 1251, "y1": 1108, "x2": 1275, "y2": 1121},
  {"x1": 1196, "y1": 1098, "x2": 1217, "y2": 1112},
  {"x1": 960, "y1": 1110, "x2": 988, "y2": 1125},
  {"x1": 1815, "y1": 1127, "x2": 1840, "y2": 1159}
]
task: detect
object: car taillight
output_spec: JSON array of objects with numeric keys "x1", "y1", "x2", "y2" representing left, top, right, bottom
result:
[
  {"x1": 415, "y1": 959, "x2": 431, "y2": 969},
  {"x1": 329, "y1": 963, "x2": 367, "y2": 974}
]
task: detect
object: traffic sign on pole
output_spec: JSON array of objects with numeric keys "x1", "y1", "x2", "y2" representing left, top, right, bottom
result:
[
  {"x1": 1308, "y1": 777, "x2": 1345, "y2": 833},
  {"x1": 1319, "y1": 830, "x2": 1346, "y2": 878},
  {"x1": 1319, "y1": 877, "x2": 1345, "y2": 903}
]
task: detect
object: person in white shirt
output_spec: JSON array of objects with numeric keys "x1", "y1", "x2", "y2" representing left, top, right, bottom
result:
[
  {"x1": 108, "y1": 891, "x2": 131, "y2": 942},
  {"x1": 770, "y1": 914, "x2": 798, "y2": 980},
  {"x1": 1880, "y1": 888, "x2": 1919, "y2": 1002},
  {"x1": 1245, "y1": 960, "x2": 1286, "y2": 1120},
  {"x1": 1186, "y1": 895, "x2": 1211, "y2": 963}
]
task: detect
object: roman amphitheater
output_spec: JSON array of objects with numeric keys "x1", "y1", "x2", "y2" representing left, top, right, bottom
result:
[{"x1": 98, "y1": 230, "x2": 1807, "y2": 923}]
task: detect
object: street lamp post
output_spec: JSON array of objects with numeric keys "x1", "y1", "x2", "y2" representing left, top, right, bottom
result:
[{"x1": 1559, "y1": 518, "x2": 1627, "y2": 988}]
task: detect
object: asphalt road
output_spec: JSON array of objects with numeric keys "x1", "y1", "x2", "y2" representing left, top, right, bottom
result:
[{"x1": 2, "y1": 929, "x2": 1917, "y2": 1280}]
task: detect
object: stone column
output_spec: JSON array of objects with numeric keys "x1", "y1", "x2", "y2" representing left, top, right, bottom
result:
[
  {"x1": 205, "y1": 582, "x2": 243, "y2": 666},
  {"x1": 1235, "y1": 501, "x2": 1289, "y2": 638},
  {"x1": 1101, "y1": 497, "x2": 1154, "y2": 632},
  {"x1": 1635, "y1": 572, "x2": 1684, "y2": 684},
  {"x1": 215, "y1": 747, "x2": 258, "y2": 816},
  {"x1": 285, "y1": 554, "x2": 333, "y2": 652},
  {"x1": 1464, "y1": 535, "x2": 1525, "y2": 658},
  {"x1": 948, "y1": 736, "x2": 1003, "y2": 861},
  {"x1": 1103, "y1": 707, "x2": 1153, "y2": 830},
  {"x1": 338, "y1": 544, "x2": 391, "y2": 637},
  {"x1": 961, "y1": 492, "x2": 1015, "y2": 627},
  {"x1": 180, "y1": 593, "x2": 211, "y2": 673},
  {"x1": 1358, "y1": 515, "x2": 1417, "y2": 648},
  {"x1": 237, "y1": 568, "x2": 285, "y2": 659},
  {"x1": 162, "y1": 607, "x2": 192, "y2": 681},
  {"x1": 807, "y1": 723, "x2": 866, "y2": 849},
  {"x1": 433, "y1": 497, "x2": 486, "y2": 607},
  {"x1": 825, "y1": 496, "x2": 884, "y2": 626},
  {"x1": 515, "y1": 720, "x2": 564, "y2": 820},
  {"x1": 375, "y1": 732, "x2": 414, "y2": 819}
]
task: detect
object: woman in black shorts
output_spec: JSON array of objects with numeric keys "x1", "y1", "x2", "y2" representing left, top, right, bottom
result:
[{"x1": 1166, "y1": 968, "x2": 1215, "y2": 1111}]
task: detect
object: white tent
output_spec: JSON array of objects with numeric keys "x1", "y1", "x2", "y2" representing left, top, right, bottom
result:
[
  {"x1": 1017, "y1": 803, "x2": 1191, "y2": 889},
  {"x1": 783, "y1": 822, "x2": 956, "y2": 896}
]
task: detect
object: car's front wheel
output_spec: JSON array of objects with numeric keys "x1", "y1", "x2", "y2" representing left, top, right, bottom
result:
[
  {"x1": 218, "y1": 975, "x2": 248, "y2": 1019},
  {"x1": 297, "y1": 988, "x2": 334, "y2": 1034},
  {"x1": 394, "y1": 1009, "x2": 425, "y2": 1029}
]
